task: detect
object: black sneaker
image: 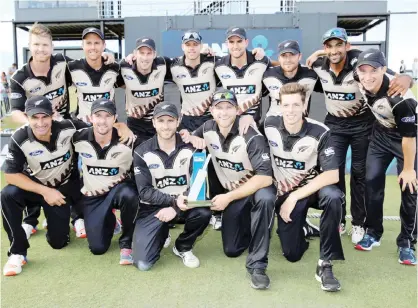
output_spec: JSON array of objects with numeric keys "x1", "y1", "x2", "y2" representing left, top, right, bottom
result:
[
  {"x1": 248, "y1": 268, "x2": 270, "y2": 290},
  {"x1": 304, "y1": 219, "x2": 320, "y2": 238},
  {"x1": 315, "y1": 260, "x2": 341, "y2": 292}
]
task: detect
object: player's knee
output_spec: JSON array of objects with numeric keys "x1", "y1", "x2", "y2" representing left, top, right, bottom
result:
[
  {"x1": 254, "y1": 189, "x2": 275, "y2": 209},
  {"x1": 193, "y1": 208, "x2": 212, "y2": 224},
  {"x1": 283, "y1": 250, "x2": 303, "y2": 263},
  {"x1": 90, "y1": 244, "x2": 109, "y2": 255},
  {"x1": 121, "y1": 187, "x2": 138, "y2": 203},
  {"x1": 47, "y1": 236, "x2": 69, "y2": 250},
  {"x1": 134, "y1": 260, "x2": 154, "y2": 271},
  {"x1": 223, "y1": 245, "x2": 244, "y2": 258},
  {"x1": 1, "y1": 185, "x2": 20, "y2": 203}
]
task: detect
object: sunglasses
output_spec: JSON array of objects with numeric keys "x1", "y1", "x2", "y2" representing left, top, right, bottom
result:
[
  {"x1": 182, "y1": 32, "x2": 202, "y2": 42},
  {"x1": 213, "y1": 91, "x2": 236, "y2": 101},
  {"x1": 323, "y1": 28, "x2": 347, "y2": 41}
]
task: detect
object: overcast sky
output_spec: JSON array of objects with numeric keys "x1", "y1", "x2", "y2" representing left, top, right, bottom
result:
[{"x1": 0, "y1": 0, "x2": 416, "y2": 73}]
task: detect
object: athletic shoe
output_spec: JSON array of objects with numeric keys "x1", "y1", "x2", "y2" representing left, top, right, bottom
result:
[
  {"x1": 112, "y1": 209, "x2": 122, "y2": 235},
  {"x1": 355, "y1": 234, "x2": 380, "y2": 251},
  {"x1": 209, "y1": 214, "x2": 222, "y2": 230},
  {"x1": 42, "y1": 219, "x2": 48, "y2": 230},
  {"x1": 3, "y1": 254, "x2": 27, "y2": 276},
  {"x1": 315, "y1": 260, "x2": 341, "y2": 292},
  {"x1": 119, "y1": 248, "x2": 133, "y2": 265},
  {"x1": 398, "y1": 247, "x2": 417, "y2": 266},
  {"x1": 303, "y1": 219, "x2": 320, "y2": 238},
  {"x1": 349, "y1": 225, "x2": 365, "y2": 244},
  {"x1": 248, "y1": 268, "x2": 270, "y2": 290},
  {"x1": 173, "y1": 246, "x2": 200, "y2": 268},
  {"x1": 339, "y1": 223, "x2": 346, "y2": 235},
  {"x1": 73, "y1": 219, "x2": 87, "y2": 238},
  {"x1": 21, "y1": 223, "x2": 37, "y2": 240},
  {"x1": 163, "y1": 233, "x2": 171, "y2": 248}
]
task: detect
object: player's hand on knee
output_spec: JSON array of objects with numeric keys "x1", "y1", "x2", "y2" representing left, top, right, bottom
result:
[
  {"x1": 43, "y1": 188, "x2": 66, "y2": 206},
  {"x1": 210, "y1": 194, "x2": 232, "y2": 211},
  {"x1": 155, "y1": 207, "x2": 177, "y2": 222},
  {"x1": 177, "y1": 194, "x2": 189, "y2": 211},
  {"x1": 279, "y1": 195, "x2": 297, "y2": 223},
  {"x1": 398, "y1": 169, "x2": 418, "y2": 193},
  {"x1": 239, "y1": 115, "x2": 255, "y2": 136}
]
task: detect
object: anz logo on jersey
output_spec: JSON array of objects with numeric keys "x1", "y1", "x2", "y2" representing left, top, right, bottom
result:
[
  {"x1": 183, "y1": 82, "x2": 210, "y2": 93},
  {"x1": 227, "y1": 85, "x2": 256, "y2": 95},
  {"x1": 40, "y1": 151, "x2": 71, "y2": 170},
  {"x1": 273, "y1": 155, "x2": 305, "y2": 170},
  {"x1": 155, "y1": 175, "x2": 187, "y2": 189},
  {"x1": 216, "y1": 157, "x2": 244, "y2": 172},
  {"x1": 44, "y1": 86, "x2": 65, "y2": 100},
  {"x1": 82, "y1": 92, "x2": 111, "y2": 102},
  {"x1": 324, "y1": 91, "x2": 355, "y2": 101},
  {"x1": 131, "y1": 88, "x2": 159, "y2": 98},
  {"x1": 86, "y1": 166, "x2": 119, "y2": 176}
]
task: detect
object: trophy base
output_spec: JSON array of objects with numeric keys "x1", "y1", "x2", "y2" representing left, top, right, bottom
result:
[{"x1": 187, "y1": 200, "x2": 212, "y2": 207}]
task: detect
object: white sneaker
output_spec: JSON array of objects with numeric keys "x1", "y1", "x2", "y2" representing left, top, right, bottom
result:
[
  {"x1": 339, "y1": 223, "x2": 346, "y2": 236},
  {"x1": 73, "y1": 219, "x2": 87, "y2": 238},
  {"x1": 350, "y1": 225, "x2": 365, "y2": 244},
  {"x1": 173, "y1": 246, "x2": 200, "y2": 268},
  {"x1": 3, "y1": 254, "x2": 27, "y2": 276},
  {"x1": 21, "y1": 223, "x2": 36, "y2": 240},
  {"x1": 209, "y1": 215, "x2": 222, "y2": 230},
  {"x1": 42, "y1": 219, "x2": 48, "y2": 230},
  {"x1": 163, "y1": 233, "x2": 171, "y2": 248}
]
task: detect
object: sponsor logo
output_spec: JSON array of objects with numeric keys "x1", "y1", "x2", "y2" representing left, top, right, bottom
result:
[
  {"x1": 221, "y1": 74, "x2": 232, "y2": 79},
  {"x1": 320, "y1": 78, "x2": 328, "y2": 84},
  {"x1": 10, "y1": 93, "x2": 23, "y2": 99},
  {"x1": 55, "y1": 70, "x2": 62, "y2": 80},
  {"x1": 123, "y1": 74, "x2": 134, "y2": 81},
  {"x1": 111, "y1": 152, "x2": 122, "y2": 159},
  {"x1": 176, "y1": 74, "x2": 187, "y2": 79},
  {"x1": 297, "y1": 145, "x2": 310, "y2": 154},
  {"x1": 40, "y1": 151, "x2": 71, "y2": 170},
  {"x1": 261, "y1": 153, "x2": 270, "y2": 161},
  {"x1": 134, "y1": 167, "x2": 141, "y2": 175},
  {"x1": 155, "y1": 175, "x2": 187, "y2": 189},
  {"x1": 273, "y1": 155, "x2": 305, "y2": 170},
  {"x1": 216, "y1": 157, "x2": 244, "y2": 172},
  {"x1": 183, "y1": 82, "x2": 210, "y2": 93},
  {"x1": 80, "y1": 152, "x2": 92, "y2": 158},
  {"x1": 284, "y1": 42, "x2": 291, "y2": 47},
  {"x1": 148, "y1": 164, "x2": 159, "y2": 169},
  {"x1": 104, "y1": 78, "x2": 112, "y2": 84},
  {"x1": 33, "y1": 100, "x2": 43, "y2": 106},
  {"x1": 6, "y1": 151, "x2": 13, "y2": 160},
  {"x1": 29, "y1": 150, "x2": 44, "y2": 156},
  {"x1": 29, "y1": 87, "x2": 41, "y2": 94},
  {"x1": 363, "y1": 53, "x2": 372, "y2": 59},
  {"x1": 86, "y1": 166, "x2": 119, "y2": 176},
  {"x1": 210, "y1": 143, "x2": 219, "y2": 150},
  {"x1": 194, "y1": 156, "x2": 205, "y2": 162},
  {"x1": 350, "y1": 58, "x2": 358, "y2": 66},
  {"x1": 324, "y1": 147, "x2": 335, "y2": 157},
  {"x1": 401, "y1": 116, "x2": 415, "y2": 123},
  {"x1": 248, "y1": 68, "x2": 259, "y2": 75},
  {"x1": 60, "y1": 136, "x2": 71, "y2": 146},
  {"x1": 231, "y1": 145, "x2": 241, "y2": 153},
  {"x1": 44, "y1": 86, "x2": 65, "y2": 101},
  {"x1": 269, "y1": 140, "x2": 278, "y2": 147},
  {"x1": 180, "y1": 157, "x2": 188, "y2": 166},
  {"x1": 227, "y1": 85, "x2": 256, "y2": 95},
  {"x1": 131, "y1": 88, "x2": 159, "y2": 98},
  {"x1": 268, "y1": 85, "x2": 280, "y2": 90},
  {"x1": 75, "y1": 82, "x2": 88, "y2": 87},
  {"x1": 324, "y1": 91, "x2": 355, "y2": 101},
  {"x1": 82, "y1": 92, "x2": 110, "y2": 102}
]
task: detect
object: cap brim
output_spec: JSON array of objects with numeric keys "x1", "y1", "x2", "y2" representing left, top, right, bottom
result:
[
  {"x1": 82, "y1": 31, "x2": 104, "y2": 40},
  {"x1": 154, "y1": 111, "x2": 178, "y2": 119},
  {"x1": 357, "y1": 61, "x2": 384, "y2": 69},
  {"x1": 226, "y1": 34, "x2": 246, "y2": 40},
  {"x1": 182, "y1": 38, "x2": 201, "y2": 43},
  {"x1": 212, "y1": 99, "x2": 238, "y2": 107},
  {"x1": 26, "y1": 109, "x2": 53, "y2": 117},
  {"x1": 323, "y1": 36, "x2": 347, "y2": 44},
  {"x1": 279, "y1": 48, "x2": 300, "y2": 55},
  {"x1": 92, "y1": 108, "x2": 116, "y2": 115},
  {"x1": 135, "y1": 43, "x2": 155, "y2": 51}
]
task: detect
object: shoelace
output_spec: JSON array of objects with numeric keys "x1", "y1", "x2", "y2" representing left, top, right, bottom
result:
[
  {"x1": 252, "y1": 268, "x2": 266, "y2": 275},
  {"x1": 348, "y1": 226, "x2": 361, "y2": 236},
  {"x1": 182, "y1": 251, "x2": 196, "y2": 262},
  {"x1": 8, "y1": 254, "x2": 24, "y2": 266},
  {"x1": 322, "y1": 263, "x2": 335, "y2": 279}
]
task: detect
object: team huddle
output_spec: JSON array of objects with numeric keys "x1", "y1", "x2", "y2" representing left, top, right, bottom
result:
[{"x1": 1, "y1": 23, "x2": 417, "y2": 293}]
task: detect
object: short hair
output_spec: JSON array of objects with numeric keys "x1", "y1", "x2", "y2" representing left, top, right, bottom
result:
[
  {"x1": 29, "y1": 23, "x2": 52, "y2": 43},
  {"x1": 279, "y1": 83, "x2": 307, "y2": 104}
]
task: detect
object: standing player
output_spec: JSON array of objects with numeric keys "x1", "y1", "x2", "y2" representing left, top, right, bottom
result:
[
  {"x1": 132, "y1": 102, "x2": 211, "y2": 270},
  {"x1": 119, "y1": 37, "x2": 173, "y2": 144},
  {"x1": 1, "y1": 96, "x2": 82, "y2": 276},
  {"x1": 353, "y1": 50, "x2": 417, "y2": 265},
  {"x1": 265, "y1": 83, "x2": 345, "y2": 292},
  {"x1": 187, "y1": 89, "x2": 275, "y2": 290},
  {"x1": 306, "y1": 27, "x2": 413, "y2": 242},
  {"x1": 72, "y1": 98, "x2": 139, "y2": 264}
]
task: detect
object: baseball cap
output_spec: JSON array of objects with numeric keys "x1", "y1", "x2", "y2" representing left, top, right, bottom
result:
[
  {"x1": 82, "y1": 27, "x2": 105, "y2": 40},
  {"x1": 182, "y1": 31, "x2": 202, "y2": 43},
  {"x1": 212, "y1": 89, "x2": 238, "y2": 107},
  {"x1": 278, "y1": 40, "x2": 301, "y2": 55},
  {"x1": 135, "y1": 37, "x2": 156, "y2": 51},
  {"x1": 91, "y1": 98, "x2": 117, "y2": 115},
  {"x1": 322, "y1": 27, "x2": 348, "y2": 44},
  {"x1": 25, "y1": 96, "x2": 53, "y2": 117},
  {"x1": 225, "y1": 27, "x2": 247, "y2": 40},
  {"x1": 153, "y1": 102, "x2": 179, "y2": 119},
  {"x1": 357, "y1": 49, "x2": 387, "y2": 68}
]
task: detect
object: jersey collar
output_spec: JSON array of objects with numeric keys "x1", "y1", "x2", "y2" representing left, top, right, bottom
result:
[
  {"x1": 322, "y1": 55, "x2": 351, "y2": 72},
  {"x1": 151, "y1": 133, "x2": 184, "y2": 152},
  {"x1": 26, "y1": 55, "x2": 57, "y2": 82},
  {"x1": 366, "y1": 74, "x2": 390, "y2": 98},
  {"x1": 278, "y1": 117, "x2": 309, "y2": 138},
  {"x1": 88, "y1": 127, "x2": 119, "y2": 144},
  {"x1": 215, "y1": 116, "x2": 240, "y2": 141},
  {"x1": 27, "y1": 120, "x2": 60, "y2": 151}
]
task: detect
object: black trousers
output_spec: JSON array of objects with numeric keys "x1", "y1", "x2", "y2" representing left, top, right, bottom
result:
[
  {"x1": 325, "y1": 113, "x2": 374, "y2": 226},
  {"x1": 132, "y1": 206, "x2": 211, "y2": 268},
  {"x1": 1, "y1": 181, "x2": 77, "y2": 256},
  {"x1": 221, "y1": 185, "x2": 276, "y2": 270},
  {"x1": 276, "y1": 185, "x2": 345, "y2": 262},
  {"x1": 127, "y1": 117, "x2": 155, "y2": 145},
  {"x1": 81, "y1": 181, "x2": 139, "y2": 255},
  {"x1": 364, "y1": 123, "x2": 417, "y2": 248}
]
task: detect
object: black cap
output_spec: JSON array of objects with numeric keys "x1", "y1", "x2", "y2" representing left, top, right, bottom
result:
[
  {"x1": 357, "y1": 49, "x2": 387, "y2": 68},
  {"x1": 182, "y1": 31, "x2": 202, "y2": 43},
  {"x1": 91, "y1": 98, "x2": 117, "y2": 115},
  {"x1": 25, "y1": 96, "x2": 53, "y2": 117},
  {"x1": 212, "y1": 89, "x2": 238, "y2": 107},
  {"x1": 135, "y1": 37, "x2": 156, "y2": 51},
  {"x1": 278, "y1": 40, "x2": 300, "y2": 55},
  {"x1": 153, "y1": 102, "x2": 179, "y2": 119},
  {"x1": 226, "y1": 27, "x2": 247, "y2": 40},
  {"x1": 322, "y1": 27, "x2": 348, "y2": 44},
  {"x1": 82, "y1": 27, "x2": 104, "y2": 40}
]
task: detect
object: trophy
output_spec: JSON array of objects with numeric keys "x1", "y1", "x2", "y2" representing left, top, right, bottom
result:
[{"x1": 187, "y1": 152, "x2": 212, "y2": 207}]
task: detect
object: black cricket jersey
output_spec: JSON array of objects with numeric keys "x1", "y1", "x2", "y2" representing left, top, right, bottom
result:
[
  {"x1": 171, "y1": 55, "x2": 219, "y2": 116},
  {"x1": 215, "y1": 51, "x2": 269, "y2": 122},
  {"x1": 3, "y1": 120, "x2": 81, "y2": 187},
  {"x1": 194, "y1": 118, "x2": 272, "y2": 191},
  {"x1": 10, "y1": 54, "x2": 72, "y2": 118},
  {"x1": 263, "y1": 64, "x2": 320, "y2": 116},
  {"x1": 68, "y1": 58, "x2": 121, "y2": 120},
  {"x1": 264, "y1": 116, "x2": 338, "y2": 196},
  {"x1": 133, "y1": 133, "x2": 194, "y2": 209},
  {"x1": 358, "y1": 74, "x2": 417, "y2": 138},
  {"x1": 72, "y1": 127, "x2": 134, "y2": 196}
]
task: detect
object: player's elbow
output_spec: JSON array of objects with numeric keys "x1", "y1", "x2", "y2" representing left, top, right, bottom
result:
[{"x1": 4, "y1": 173, "x2": 18, "y2": 186}]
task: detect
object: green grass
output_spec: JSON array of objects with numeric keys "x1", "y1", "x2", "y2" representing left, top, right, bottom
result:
[{"x1": 1, "y1": 175, "x2": 416, "y2": 308}]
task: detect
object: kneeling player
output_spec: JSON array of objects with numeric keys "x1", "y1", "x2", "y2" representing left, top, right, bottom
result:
[
  {"x1": 264, "y1": 83, "x2": 345, "y2": 292},
  {"x1": 72, "y1": 99, "x2": 139, "y2": 265},
  {"x1": 187, "y1": 89, "x2": 275, "y2": 290},
  {"x1": 132, "y1": 102, "x2": 211, "y2": 270},
  {"x1": 354, "y1": 50, "x2": 417, "y2": 265}
]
